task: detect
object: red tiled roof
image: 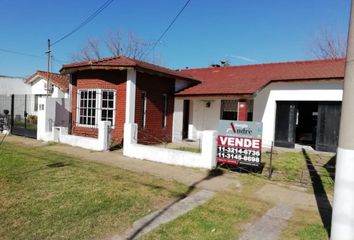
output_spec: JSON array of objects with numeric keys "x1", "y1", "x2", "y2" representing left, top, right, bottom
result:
[
  {"x1": 177, "y1": 58, "x2": 345, "y2": 96},
  {"x1": 26, "y1": 71, "x2": 69, "y2": 92},
  {"x1": 60, "y1": 56, "x2": 200, "y2": 83}
]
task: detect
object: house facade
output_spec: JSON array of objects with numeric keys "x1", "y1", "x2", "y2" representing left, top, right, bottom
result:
[
  {"x1": 173, "y1": 58, "x2": 345, "y2": 152},
  {"x1": 60, "y1": 56, "x2": 198, "y2": 145}
]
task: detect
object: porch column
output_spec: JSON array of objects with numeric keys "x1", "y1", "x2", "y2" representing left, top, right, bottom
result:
[
  {"x1": 238, "y1": 100, "x2": 248, "y2": 121},
  {"x1": 125, "y1": 69, "x2": 136, "y2": 124}
]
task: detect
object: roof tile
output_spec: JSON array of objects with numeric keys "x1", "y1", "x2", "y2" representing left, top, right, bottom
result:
[{"x1": 177, "y1": 58, "x2": 345, "y2": 96}]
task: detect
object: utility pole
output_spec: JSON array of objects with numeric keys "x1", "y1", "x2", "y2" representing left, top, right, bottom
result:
[
  {"x1": 331, "y1": 1, "x2": 354, "y2": 239},
  {"x1": 46, "y1": 39, "x2": 51, "y2": 97}
]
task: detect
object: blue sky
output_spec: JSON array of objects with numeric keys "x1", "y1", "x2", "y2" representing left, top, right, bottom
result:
[{"x1": 0, "y1": 0, "x2": 350, "y2": 77}]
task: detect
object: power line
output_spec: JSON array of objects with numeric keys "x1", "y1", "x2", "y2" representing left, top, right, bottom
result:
[
  {"x1": 51, "y1": 0, "x2": 115, "y2": 46},
  {"x1": 0, "y1": 47, "x2": 66, "y2": 67},
  {"x1": 143, "y1": 0, "x2": 192, "y2": 58},
  {"x1": 0, "y1": 48, "x2": 43, "y2": 59}
]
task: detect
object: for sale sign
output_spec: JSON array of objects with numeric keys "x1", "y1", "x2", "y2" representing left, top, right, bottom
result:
[{"x1": 217, "y1": 120, "x2": 263, "y2": 166}]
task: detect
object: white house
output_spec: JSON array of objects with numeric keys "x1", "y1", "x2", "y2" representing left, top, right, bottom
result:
[
  {"x1": 173, "y1": 58, "x2": 344, "y2": 152},
  {"x1": 25, "y1": 70, "x2": 69, "y2": 115},
  {"x1": 26, "y1": 70, "x2": 69, "y2": 98}
]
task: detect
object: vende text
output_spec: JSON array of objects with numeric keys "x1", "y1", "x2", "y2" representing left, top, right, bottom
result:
[{"x1": 218, "y1": 136, "x2": 261, "y2": 150}]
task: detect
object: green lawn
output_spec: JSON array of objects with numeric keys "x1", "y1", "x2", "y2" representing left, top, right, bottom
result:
[
  {"x1": 262, "y1": 150, "x2": 335, "y2": 194},
  {"x1": 141, "y1": 192, "x2": 269, "y2": 240},
  {"x1": 0, "y1": 142, "x2": 187, "y2": 240},
  {"x1": 280, "y1": 209, "x2": 329, "y2": 240}
]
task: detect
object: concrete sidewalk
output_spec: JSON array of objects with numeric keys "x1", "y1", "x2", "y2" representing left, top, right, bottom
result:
[{"x1": 3, "y1": 135, "x2": 241, "y2": 192}]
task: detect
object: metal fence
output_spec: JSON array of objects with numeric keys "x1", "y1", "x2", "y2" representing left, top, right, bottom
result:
[{"x1": 0, "y1": 94, "x2": 37, "y2": 138}]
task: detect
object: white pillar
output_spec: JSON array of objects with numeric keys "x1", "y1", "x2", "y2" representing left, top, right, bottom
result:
[
  {"x1": 331, "y1": 1, "x2": 354, "y2": 239},
  {"x1": 172, "y1": 98, "x2": 184, "y2": 142},
  {"x1": 123, "y1": 123, "x2": 138, "y2": 156},
  {"x1": 201, "y1": 130, "x2": 217, "y2": 169},
  {"x1": 98, "y1": 121, "x2": 111, "y2": 151},
  {"x1": 125, "y1": 69, "x2": 136, "y2": 124}
]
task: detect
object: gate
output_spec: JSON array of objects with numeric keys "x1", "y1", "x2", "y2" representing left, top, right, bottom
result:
[{"x1": 0, "y1": 94, "x2": 37, "y2": 139}]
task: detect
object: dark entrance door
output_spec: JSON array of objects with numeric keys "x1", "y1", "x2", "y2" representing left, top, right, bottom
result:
[
  {"x1": 182, "y1": 100, "x2": 190, "y2": 139},
  {"x1": 316, "y1": 102, "x2": 341, "y2": 152},
  {"x1": 274, "y1": 101, "x2": 297, "y2": 148},
  {"x1": 11, "y1": 94, "x2": 37, "y2": 139}
]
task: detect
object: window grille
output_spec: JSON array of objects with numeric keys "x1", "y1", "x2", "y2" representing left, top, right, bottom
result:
[{"x1": 220, "y1": 100, "x2": 238, "y2": 120}]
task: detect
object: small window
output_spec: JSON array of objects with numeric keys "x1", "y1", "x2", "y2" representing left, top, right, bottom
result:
[
  {"x1": 221, "y1": 100, "x2": 238, "y2": 120},
  {"x1": 141, "y1": 91, "x2": 147, "y2": 128},
  {"x1": 101, "y1": 90, "x2": 115, "y2": 126},
  {"x1": 34, "y1": 95, "x2": 39, "y2": 111},
  {"x1": 162, "y1": 94, "x2": 168, "y2": 128}
]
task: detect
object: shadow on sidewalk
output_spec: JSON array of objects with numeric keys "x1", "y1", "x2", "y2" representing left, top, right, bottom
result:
[
  {"x1": 125, "y1": 168, "x2": 224, "y2": 240},
  {"x1": 302, "y1": 149, "x2": 332, "y2": 237}
]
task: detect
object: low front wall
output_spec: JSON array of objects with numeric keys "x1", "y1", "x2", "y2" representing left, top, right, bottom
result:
[
  {"x1": 37, "y1": 97, "x2": 111, "y2": 151},
  {"x1": 123, "y1": 123, "x2": 217, "y2": 169}
]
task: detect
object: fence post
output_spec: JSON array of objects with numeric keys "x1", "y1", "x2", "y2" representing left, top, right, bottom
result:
[
  {"x1": 98, "y1": 121, "x2": 111, "y2": 151},
  {"x1": 10, "y1": 94, "x2": 14, "y2": 133}
]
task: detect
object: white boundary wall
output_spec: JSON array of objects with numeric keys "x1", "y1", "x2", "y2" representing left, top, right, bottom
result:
[
  {"x1": 37, "y1": 97, "x2": 111, "y2": 151},
  {"x1": 124, "y1": 123, "x2": 217, "y2": 169}
]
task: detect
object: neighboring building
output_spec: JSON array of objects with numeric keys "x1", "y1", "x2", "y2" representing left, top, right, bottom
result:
[
  {"x1": 0, "y1": 75, "x2": 32, "y2": 117},
  {"x1": 24, "y1": 71, "x2": 69, "y2": 117},
  {"x1": 173, "y1": 58, "x2": 345, "y2": 152},
  {"x1": 60, "y1": 56, "x2": 199, "y2": 145},
  {"x1": 26, "y1": 70, "x2": 69, "y2": 101},
  {"x1": 0, "y1": 75, "x2": 31, "y2": 95}
]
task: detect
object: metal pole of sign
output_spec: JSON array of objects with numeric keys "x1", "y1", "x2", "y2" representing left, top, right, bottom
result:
[{"x1": 268, "y1": 141, "x2": 273, "y2": 180}]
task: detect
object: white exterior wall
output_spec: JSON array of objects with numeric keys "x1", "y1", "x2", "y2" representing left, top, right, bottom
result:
[
  {"x1": 30, "y1": 78, "x2": 68, "y2": 98},
  {"x1": 172, "y1": 97, "x2": 221, "y2": 142},
  {"x1": 189, "y1": 98, "x2": 221, "y2": 140},
  {"x1": 253, "y1": 80, "x2": 343, "y2": 147}
]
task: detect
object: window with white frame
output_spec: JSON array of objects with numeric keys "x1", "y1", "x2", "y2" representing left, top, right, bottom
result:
[
  {"x1": 101, "y1": 90, "x2": 115, "y2": 126},
  {"x1": 141, "y1": 91, "x2": 147, "y2": 128},
  {"x1": 77, "y1": 89, "x2": 116, "y2": 127},
  {"x1": 78, "y1": 90, "x2": 97, "y2": 126}
]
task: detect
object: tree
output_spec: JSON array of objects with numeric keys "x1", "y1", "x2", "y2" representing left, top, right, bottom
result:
[
  {"x1": 71, "y1": 31, "x2": 152, "y2": 62},
  {"x1": 311, "y1": 29, "x2": 347, "y2": 59}
]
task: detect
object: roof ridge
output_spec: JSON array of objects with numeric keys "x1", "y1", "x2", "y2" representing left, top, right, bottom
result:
[
  {"x1": 182, "y1": 58, "x2": 346, "y2": 71},
  {"x1": 37, "y1": 70, "x2": 64, "y2": 75}
]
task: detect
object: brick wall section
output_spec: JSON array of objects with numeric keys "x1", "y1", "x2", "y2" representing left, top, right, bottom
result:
[
  {"x1": 71, "y1": 70, "x2": 127, "y2": 144},
  {"x1": 134, "y1": 72, "x2": 175, "y2": 144}
]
